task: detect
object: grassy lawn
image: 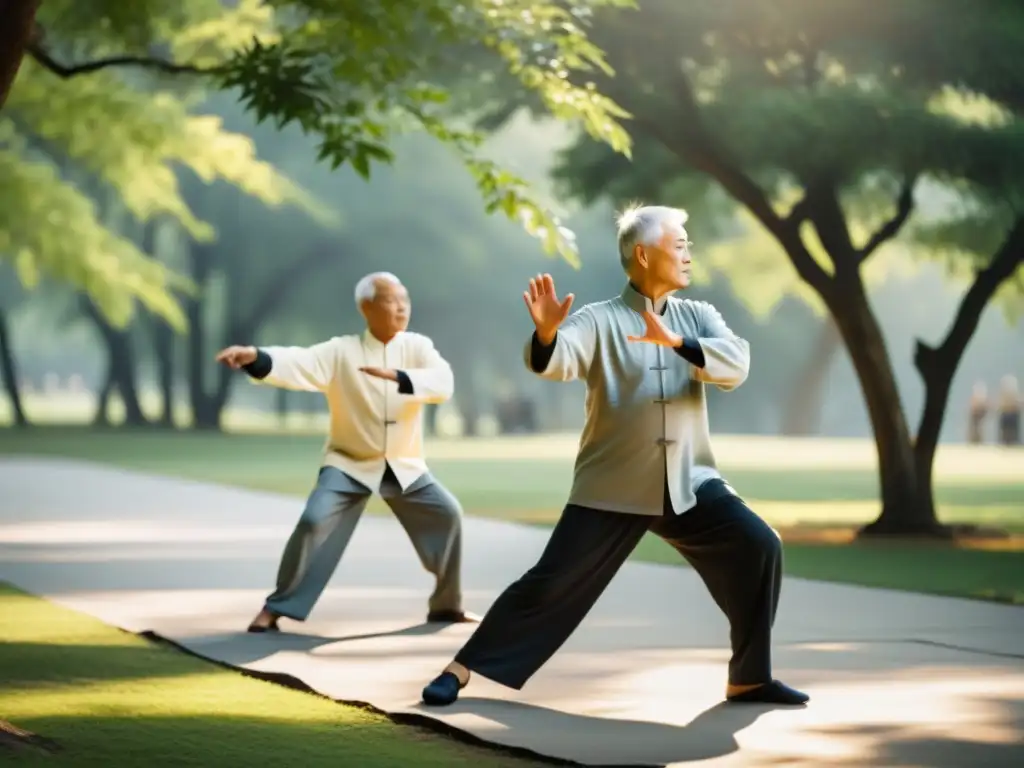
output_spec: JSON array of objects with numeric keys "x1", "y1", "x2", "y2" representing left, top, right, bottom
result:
[
  {"x1": 2, "y1": 426, "x2": 1023, "y2": 604},
  {"x1": 0, "y1": 583, "x2": 542, "y2": 767}
]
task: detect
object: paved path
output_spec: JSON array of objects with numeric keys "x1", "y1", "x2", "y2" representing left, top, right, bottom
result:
[{"x1": 1, "y1": 457, "x2": 1022, "y2": 767}]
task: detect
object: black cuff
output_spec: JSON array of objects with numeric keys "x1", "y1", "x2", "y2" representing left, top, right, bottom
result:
[
  {"x1": 396, "y1": 370, "x2": 414, "y2": 395},
  {"x1": 529, "y1": 331, "x2": 557, "y2": 373},
  {"x1": 243, "y1": 349, "x2": 273, "y2": 379},
  {"x1": 673, "y1": 339, "x2": 706, "y2": 368}
]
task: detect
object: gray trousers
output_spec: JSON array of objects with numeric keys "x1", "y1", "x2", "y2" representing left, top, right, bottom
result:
[
  {"x1": 454, "y1": 478, "x2": 782, "y2": 689},
  {"x1": 264, "y1": 464, "x2": 463, "y2": 620}
]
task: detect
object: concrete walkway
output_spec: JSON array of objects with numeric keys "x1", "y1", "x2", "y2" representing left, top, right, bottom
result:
[{"x1": 1, "y1": 457, "x2": 1022, "y2": 767}]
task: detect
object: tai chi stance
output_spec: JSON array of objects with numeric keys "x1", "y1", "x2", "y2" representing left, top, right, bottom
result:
[
  {"x1": 216, "y1": 272, "x2": 475, "y2": 632},
  {"x1": 422, "y1": 205, "x2": 808, "y2": 707}
]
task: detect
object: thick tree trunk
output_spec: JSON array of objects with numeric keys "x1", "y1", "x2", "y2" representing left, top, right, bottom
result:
[
  {"x1": 779, "y1": 316, "x2": 841, "y2": 436},
  {"x1": 82, "y1": 298, "x2": 149, "y2": 427},
  {"x1": 0, "y1": 305, "x2": 29, "y2": 427},
  {"x1": 0, "y1": 0, "x2": 40, "y2": 110},
  {"x1": 825, "y1": 284, "x2": 945, "y2": 536}
]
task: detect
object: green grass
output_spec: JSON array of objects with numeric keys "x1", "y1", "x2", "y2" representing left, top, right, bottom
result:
[
  {"x1": 0, "y1": 583, "x2": 540, "y2": 767},
  {"x1": 2, "y1": 426, "x2": 1024, "y2": 603}
]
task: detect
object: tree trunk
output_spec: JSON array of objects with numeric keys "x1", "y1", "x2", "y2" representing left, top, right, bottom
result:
[
  {"x1": 184, "y1": 242, "x2": 222, "y2": 430},
  {"x1": 92, "y1": 369, "x2": 114, "y2": 426},
  {"x1": 0, "y1": 305, "x2": 29, "y2": 427},
  {"x1": 909, "y1": 218, "x2": 1024, "y2": 534},
  {"x1": 82, "y1": 298, "x2": 149, "y2": 427},
  {"x1": 825, "y1": 284, "x2": 945, "y2": 536},
  {"x1": 0, "y1": 0, "x2": 40, "y2": 110},
  {"x1": 152, "y1": 319, "x2": 175, "y2": 426},
  {"x1": 141, "y1": 222, "x2": 175, "y2": 428},
  {"x1": 779, "y1": 316, "x2": 841, "y2": 436}
]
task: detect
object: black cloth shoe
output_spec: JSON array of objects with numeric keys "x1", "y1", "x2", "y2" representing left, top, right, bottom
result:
[
  {"x1": 426, "y1": 609, "x2": 480, "y2": 624},
  {"x1": 727, "y1": 680, "x2": 809, "y2": 705},
  {"x1": 246, "y1": 611, "x2": 281, "y2": 633},
  {"x1": 421, "y1": 671, "x2": 466, "y2": 706}
]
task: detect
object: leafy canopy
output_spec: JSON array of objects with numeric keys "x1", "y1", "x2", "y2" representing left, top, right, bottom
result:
[{"x1": 5, "y1": 0, "x2": 636, "y2": 327}]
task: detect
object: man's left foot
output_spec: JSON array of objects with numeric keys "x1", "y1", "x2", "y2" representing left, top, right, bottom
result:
[
  {"x1": 426, "y1": 609, "x2": 480, "y2": 624},
  {"x1": 727, "y1": 680, "x2": 809, "y2": 706}
]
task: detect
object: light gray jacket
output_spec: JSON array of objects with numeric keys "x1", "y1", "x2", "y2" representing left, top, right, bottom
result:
[{"x1": 524, "y1": 283, "x2": 749, "y2": 516}]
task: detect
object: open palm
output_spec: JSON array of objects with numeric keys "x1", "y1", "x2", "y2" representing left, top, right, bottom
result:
[{"x1": 523, "y1": 273, "x2": 574, "y2": 343}]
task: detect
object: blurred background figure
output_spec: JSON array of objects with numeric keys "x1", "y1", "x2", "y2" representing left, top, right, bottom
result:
[
  {"x1": 967, "y1": 380, "x2": 989, "y2": 444},
  {"x1": 998, "y1": 375, "x2": 1021, "y2": 446}
]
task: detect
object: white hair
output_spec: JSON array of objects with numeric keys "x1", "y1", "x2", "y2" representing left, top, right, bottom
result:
[
  {"x1": 353, "y1": 271, "x2": 402, "y2": 306},
  {"x1": 616, "y1": 203, "x2": 689, "y2": 271}
]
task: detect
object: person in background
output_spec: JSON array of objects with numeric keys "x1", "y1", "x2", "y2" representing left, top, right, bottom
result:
[
  {"x1": 215, "y1": 272, "x2": 476, "y2": 633},
  {"x1": 998, "y1": 375, "x2": 1021, "y2": 446},
  {"x1": 967, "y1": 380, "x2": 989, "y2": 444}
]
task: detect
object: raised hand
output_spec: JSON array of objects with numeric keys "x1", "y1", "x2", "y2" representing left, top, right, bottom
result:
[
  {"x1": 523, "y1": 273, "x2": 574, "y2": 345},
  {"x1": 215, "y1": 345, "x2": 258, "y2": 369},
  {"x1": 359, "y1": 366, "x2": 398, "y2": 382},
  {"x1": 627, "y1": 311, "x2": 683, "y2": 348}
]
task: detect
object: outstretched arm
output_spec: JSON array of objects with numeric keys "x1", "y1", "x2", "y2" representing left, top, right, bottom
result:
[{"x1": 243, "y1": 340, "x2": 337, "y2": 392}]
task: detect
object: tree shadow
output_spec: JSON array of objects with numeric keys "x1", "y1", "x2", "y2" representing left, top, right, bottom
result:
[{"x1": 405, "y1": 697, "x2": 793, "y2": 767}]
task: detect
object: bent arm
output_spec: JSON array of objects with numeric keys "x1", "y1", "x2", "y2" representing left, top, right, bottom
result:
[
  {"x1": 523, "y1": 308, "x2": 597, "y2": 382},
  {"x1": 244, "y1": 340, "x2": 337, "y2": 392},
  {"x1": 396, "y1": 337, "x2": 454, "y2": 404},
  {"x1": 688, "y1": 303, "x2": 750, "y2": 391}
]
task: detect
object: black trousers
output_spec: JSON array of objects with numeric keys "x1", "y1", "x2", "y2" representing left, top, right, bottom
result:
[{"x1": 454, "y1": 478, "x2": 783, "y2": 689}]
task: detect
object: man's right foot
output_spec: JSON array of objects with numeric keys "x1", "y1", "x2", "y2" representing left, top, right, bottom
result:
[
  {"x1": 421, "y1": 666, "x2": 469, "y2": 706},
  {"x1": 246, "y1": 608, "x2": 281, "y2": 633}
]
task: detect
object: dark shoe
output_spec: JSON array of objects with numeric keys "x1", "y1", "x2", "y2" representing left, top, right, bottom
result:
[
  {"x1": 426, "y1": 609, "x2": 480, "y2": 624},
  {"x1": 247, "y1": 609, "x2": 281, "y2": 633},
  {"x1": 727, "y1": 680, "x2": 809, "y2": 706},
  {"x1": 422, "y1": 671, "x2": 466, "y2": 706}
]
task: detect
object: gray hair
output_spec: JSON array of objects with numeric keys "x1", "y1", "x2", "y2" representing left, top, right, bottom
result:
[
  {"x1": 354, "y1": 271, "x2": 401, "y2": 306},
  {"x1": 616, "y1": 204, "x2": 689, "y2": 271}
]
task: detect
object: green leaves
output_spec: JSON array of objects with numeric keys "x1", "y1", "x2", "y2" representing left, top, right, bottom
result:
[
  {"x1": 214, "y1": 0, "x2": 633, "y2": 260},
  {"x1": 6, "y1": 0, "x2": 634, "y2": 330},
  {"x1": 0, "y1": 123, "x2": 191, "y2": 330}
]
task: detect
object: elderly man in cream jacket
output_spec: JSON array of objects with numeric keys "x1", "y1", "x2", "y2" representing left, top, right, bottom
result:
[
  {"x1": 422, "y1": 204, "x2": 809, "y2": 708},
  {"x1": 216, "y1": 272, "x2": 474, "y2": 632}
]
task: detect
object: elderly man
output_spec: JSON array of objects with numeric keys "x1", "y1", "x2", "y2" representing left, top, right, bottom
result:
[
  {"x1": 421, "y1": 205, "x2": 808, "y2": 707},
  {"x1": 216, "y1": 272, "x2": 475, "y2": 632}
]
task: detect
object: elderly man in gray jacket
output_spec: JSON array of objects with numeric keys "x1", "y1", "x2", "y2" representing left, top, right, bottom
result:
[{"x1": 421, "y1": 204, "x2": 809, "y2": 708}]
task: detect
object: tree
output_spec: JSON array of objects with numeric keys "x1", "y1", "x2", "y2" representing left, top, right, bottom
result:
[
  {"x1": 3, "y1": 0, "x2": 318, "y2": 335},
  {"x1": 3, "y1": 0, "x2": 637, "y2": 328},
  {"x1": 469, "y1": 0, "x2": 1024, "y2": 535}
]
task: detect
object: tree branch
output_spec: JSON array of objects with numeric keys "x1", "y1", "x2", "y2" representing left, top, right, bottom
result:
[
  {"x1": 651, "y1": 66, "x2": 833, "y2": 296},
  {"x1": 27, "y1": 41, "x2": 217, "y2": 78},
  {"x1": 857, "y1": 177, "x2": 917, "y2": 263},
  {"x1": 912, "y1": 214, "x2": 1024, "y2": 464},
  {"x1": 933, "y1": 216, "x2": 1024, "y2": 365}
]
